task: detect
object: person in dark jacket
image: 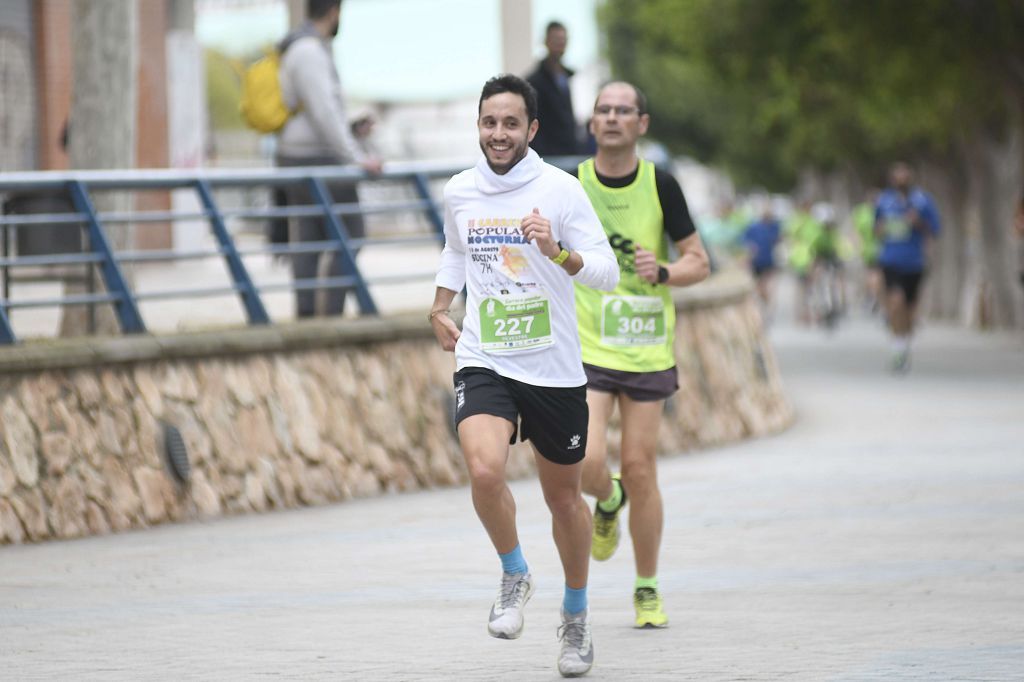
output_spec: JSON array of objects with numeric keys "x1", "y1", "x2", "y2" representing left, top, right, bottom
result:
[{"x1": 526, "y1": 21, "x2": 580, "y2": 157}]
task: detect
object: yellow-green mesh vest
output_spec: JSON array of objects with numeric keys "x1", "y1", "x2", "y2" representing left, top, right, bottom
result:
[{"x1": 575, "y1": 158, "x2": 676, "y2": 372}]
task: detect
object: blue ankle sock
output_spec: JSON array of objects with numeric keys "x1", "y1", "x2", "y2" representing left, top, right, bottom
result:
[
  {"x1": 563, "y1": 584, "x2": 587, "y2": 615},
  {"x1": 499, "y1": 544, "x2": 528, "y2": 575}
]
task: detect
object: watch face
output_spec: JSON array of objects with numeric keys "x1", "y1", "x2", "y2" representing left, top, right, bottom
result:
[{"x1": 0, "y1": 28, "x2": 35, "y2": 171}]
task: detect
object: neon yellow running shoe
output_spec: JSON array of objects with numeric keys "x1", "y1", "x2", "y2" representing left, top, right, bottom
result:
[
  {"x1": 634, "y1": 587, "x2": 669, "y2": 629},
  {"x1": 591, "y1": 474, "x2": 627, "y2": 561}
]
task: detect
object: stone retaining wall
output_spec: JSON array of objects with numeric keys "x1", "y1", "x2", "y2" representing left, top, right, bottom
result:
[{"x1": 0, "y1": 273, "x2": 792, "y2": 544}]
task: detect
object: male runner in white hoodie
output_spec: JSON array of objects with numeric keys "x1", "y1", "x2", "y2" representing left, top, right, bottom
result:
[{"x1": 430, "y1": 74, "x2": 618, "y2": 678}]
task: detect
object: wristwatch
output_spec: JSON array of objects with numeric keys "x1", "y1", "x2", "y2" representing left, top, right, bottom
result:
[
  {"x1": 550, "y1": 241, "x2": 570, "y2": 265},
  {"x1": 657, "y1": 266, "x2": 670, "y2": 284}
]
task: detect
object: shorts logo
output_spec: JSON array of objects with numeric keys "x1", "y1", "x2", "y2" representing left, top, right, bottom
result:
[
  {"x1": 568, "y1": 434, "x2": 581, "y2": 450},
  {"x1": 455, "y1": 381, "x2": 466, "y2": 410}
]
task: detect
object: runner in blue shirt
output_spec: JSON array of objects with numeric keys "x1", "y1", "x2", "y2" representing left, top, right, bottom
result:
[
  {"x1": 874, "y1": 162, "x2": 941, "y2": 372},
  {"x1": 742, "y1": 207, "x2": 782, "y2": 323}
]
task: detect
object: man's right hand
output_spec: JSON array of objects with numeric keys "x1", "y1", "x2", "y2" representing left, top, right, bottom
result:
[
  {"x1": 430, "y1": 312, "x2": 460, "y2": 352},
  {"x1": 634, "y1": 246, "x2": 660, "y2": 283},
  {"x1": 361, "y1": 158, "x2": 383, "y2": 175}
]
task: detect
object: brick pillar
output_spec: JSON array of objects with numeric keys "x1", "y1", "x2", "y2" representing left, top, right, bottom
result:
[
  {"x1": 33, "y1": 0, "x2": 72, "y2": 170},
  {"x1": 135, "y1": 1, "x2": 172, "y2": 250}
]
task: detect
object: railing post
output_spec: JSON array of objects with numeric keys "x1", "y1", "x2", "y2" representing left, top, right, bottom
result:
[
  {"x1": 411, "y1": 172, "x2": 445, "y2": 239},
  {"x1": 308, "y1": 177, "x2": 378, "y2": 315},
  {"x1": 193, "y1": 180, "x2": 271, "y2": 325},
  {"x1": 0, "y1": 305, "x2": 15, "y2": 344},
  {"x1": 66, "y1": 181, "x2": 147, "y2": 334},
  {"x1": 0, "y1": 221, "x2": 12, "y2": 343}
]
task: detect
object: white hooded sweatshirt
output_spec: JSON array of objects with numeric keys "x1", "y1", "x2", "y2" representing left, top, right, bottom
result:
[{"x1": 436, "y1": 149, "x2": 619, "y2": 387}]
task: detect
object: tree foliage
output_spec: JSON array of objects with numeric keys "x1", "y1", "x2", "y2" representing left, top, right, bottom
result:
[{"x1": 599, "y1": 0, "x2": 1024, "y2": 190}]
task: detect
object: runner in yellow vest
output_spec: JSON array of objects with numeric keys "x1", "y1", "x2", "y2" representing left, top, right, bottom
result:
[
  {"x1": 851, "y1": 190, "x2": 882, "y2": 312},
  {"x1": 574, "y1": 82, "x2": 710, "y2": 629}
]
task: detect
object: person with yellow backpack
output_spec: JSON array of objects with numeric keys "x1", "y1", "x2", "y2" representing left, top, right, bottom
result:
[{"x1": 245, "y1": 0, "x2": 381, "y2": 318}]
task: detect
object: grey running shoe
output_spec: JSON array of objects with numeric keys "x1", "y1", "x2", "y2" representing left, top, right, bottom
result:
[
  {"x1": 487, "y1": 572, "x2": 535, "y2": 639},
  {"x1": 891, "y1": 349, "x2": 911, "y2": 374},
  {"x1": 557, "y1": 608, "x2": 594, "y2": 677}
]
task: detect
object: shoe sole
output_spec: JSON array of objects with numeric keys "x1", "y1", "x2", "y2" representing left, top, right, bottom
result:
[
  {"x1": 636, "y1": 621, "x2": 669, "y2": 629},
  {"x1": 491, "y1": 630, "x2": 520, "y2": 640},
  {"x1": 487, "y1": 579, "x2": 536, "y2": 640},
  {"x1": 557, "y1": 652, "x2": 593, "y2": 679},
  {"x1": 591, "y1": 542, "x2": 618, "y2": 562}
]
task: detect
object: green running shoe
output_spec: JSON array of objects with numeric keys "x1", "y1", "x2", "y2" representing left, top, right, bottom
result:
[
  {"x1": 633, "y1": 587, "x2": 669, "y2": 629},
  {"x1": 591, "y1": 474, "x2": 626, "y2": 561}
]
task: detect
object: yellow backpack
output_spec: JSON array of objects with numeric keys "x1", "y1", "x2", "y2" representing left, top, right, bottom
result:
[{"x1": 239, "y1": 49, "x2": 294, "y2": 134}]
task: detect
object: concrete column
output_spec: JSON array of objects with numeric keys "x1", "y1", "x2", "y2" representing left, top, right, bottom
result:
[
  {"x1": 166, "y1": 0, "x2": 204, "y2": 170},
  {"x1": 168, "y1": 0, "x2": 193, "y2": 29},
  {"x1": 500, "y1": 0, "x2": 533, "y2": 76},
  {"x1": 165, "y1": 0, "x2": 208, "y2": 254},
  {"x1": 287, "y1": 0, "x2": 305, "y2": 29}
]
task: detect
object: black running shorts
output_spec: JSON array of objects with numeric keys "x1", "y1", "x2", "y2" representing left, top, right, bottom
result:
[
  {"x1": 583, "y1": 363, "x2": 679, "y2": 402},
  {"x1": 453, "y1": 367, "x2": 589, "y2": 465},
  {"x1": 882, "y1": 267, "x2": 925, "y2": 306}
]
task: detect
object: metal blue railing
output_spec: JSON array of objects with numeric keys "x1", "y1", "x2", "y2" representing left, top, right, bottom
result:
[{"x1": 0, "y1": 161, "x2": 467, "y2": 344}]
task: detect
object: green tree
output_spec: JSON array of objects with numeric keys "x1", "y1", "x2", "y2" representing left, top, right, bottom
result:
[{"x1": 600, "y1": 0, "x2": 1024, "y2": 327}]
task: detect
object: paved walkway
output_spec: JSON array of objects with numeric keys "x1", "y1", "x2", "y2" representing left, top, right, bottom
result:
[{"x1": 2, "y1": 302, "x2": 1023, "y2": 680}]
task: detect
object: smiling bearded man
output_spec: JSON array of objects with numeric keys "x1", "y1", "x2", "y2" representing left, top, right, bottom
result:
[{"x1": 430, "y1": 74, "x2": 619, "y2": 677}]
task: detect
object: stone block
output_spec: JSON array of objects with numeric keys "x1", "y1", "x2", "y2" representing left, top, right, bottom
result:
[
  {"x1": 272, "y1": 359, "x2": 321, "y2": 461},
  {"x1": 133, "y1": 366, "x2": 164, "y2": 416},
  {"x1": 234, "y1": 405, "x2": 277, "y2": 462},
  {"x1": 347, "y1": 462, "x2": 381, "y2": 498},
  {"x1": 102, "y1": 459, "x2": 142, "y2": 522},
  {"x1": 42, "y1": 432, "x2": 76, "y2": 476},
  {"x1": 257, "y1": 458, "x2": 285, "y2": 509},
  {"x1": 11, "y1": 489, "x2": 50, "y2": 540},
  {"x1": 75, "y1": 371, "x2": 104, "y2": 408},
  {"x1": 85, "y1": 501, "x2": 111, "y2": 536},
  {"x1": 223, "y1": 362, "x2": 257, "y2": 406},
  {"x1": 2, "y1": 397, "x2": 39, "y2": 487},
  {"x1": 162, "y1": 364, "x2": 199, "y2": 402},
  {"x1": 0, "y1": 499, "x2": 26, "y2": 544},
  {"x1": 49, "y1": 476, "x2": 88, "y2": 539},
  {"x1": 100, "y1": 369, "x2": 127, "y2": 405},
  {"x1": 189, "y1": 469, "x2": 221, "y2": 517},
  {"x1": 0, "y1": 456, "x2": 16, "y2": 497},
  {"x1": 244, "y1": 472, "x2": 267, "y2": 512}
]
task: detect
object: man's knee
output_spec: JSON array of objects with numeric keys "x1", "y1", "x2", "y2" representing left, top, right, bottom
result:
[
  {"x1": 543, "y1": 487, "x2": 584, "y2": 519},
  {"x1": 464, "y1": 451, "x2": 506, "y2": 493},
  {"x1": 621, "y1": 459, "x2": 658, "y2": 493}
]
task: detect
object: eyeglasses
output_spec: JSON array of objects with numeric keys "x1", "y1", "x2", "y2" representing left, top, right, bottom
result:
[{"x1": 594, "y1": 105, "x2": 641, "y2": 117}]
